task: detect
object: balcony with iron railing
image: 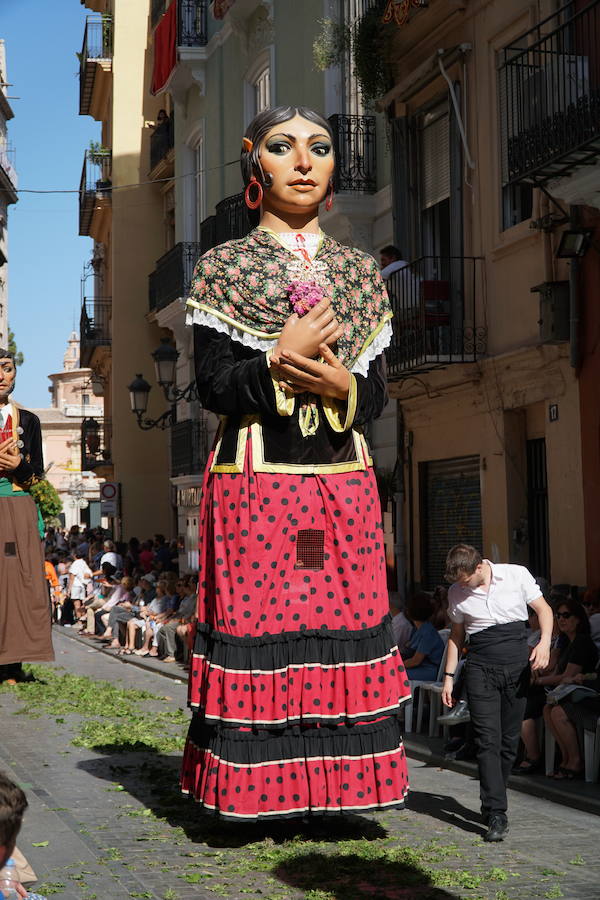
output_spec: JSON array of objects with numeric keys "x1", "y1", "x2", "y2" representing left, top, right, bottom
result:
[
  {"x1": 0, "y1": 143, "x2": 17, "y2": 203},
  {"x1": 80, "y1": 297, "x2": 111, "y2": 368},
  {"x1": 79, "y1": 149, "x2": 111, "y2": 237},
  {"x1": 149, "y1": 242, "x2": 202, "y2": 312},
  {"x1": 150, "y1": 111, "x2": 175, "y2": 174},
  {"x1": 81, "y1": 417, "x2": 112, "y2": 473},
  {"x1": 499, "y1": 0, "x2": 600, "y2": 185},
  {"x1": 329, "y1": 114, "x2": 377, "y2": 193},
  {"x1": 171, "y1": 417, "x2": 209, "y2": 477},
  {"x1": 385, "y1": 256, "x2": 486, "y2": 379},
  {"x1": 152, "y1": 0, "x2": 208, "y2": 44},
  {"x1": 79, "y1": 15, "x2": 113, "y2": 118},
  {"x1": 215, "y1": 192, "x2": 252, "y2": 245}
]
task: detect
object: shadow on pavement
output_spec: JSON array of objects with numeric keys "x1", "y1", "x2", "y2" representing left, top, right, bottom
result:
[
  {"x1": 77, "y1": 749, "x2": 388, "y2": 848},
  {"x1": 406, "y1": 789, "x2": 484, "y2": 837},
  {"x1": 272, "y1": 851, "x2": 461, "y2": 899}
]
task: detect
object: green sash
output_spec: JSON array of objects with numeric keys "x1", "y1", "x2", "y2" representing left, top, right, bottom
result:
[{"x1": 0, "y1": 477, "x2": 45, "y2": 538}]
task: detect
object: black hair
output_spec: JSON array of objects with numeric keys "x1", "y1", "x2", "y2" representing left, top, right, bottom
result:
[
  {"x1": 0, "y1": 349, "x2": 16, "y2": 363},
  {"x1": 380, "y1": 245, "x2": 402, "y2": 260},
  {"x1": 0, "y1": 770, "x2": 27, "y2": 848},
  {"x1": 240, "y1": 106, "x2": 335, "y2": 225}
]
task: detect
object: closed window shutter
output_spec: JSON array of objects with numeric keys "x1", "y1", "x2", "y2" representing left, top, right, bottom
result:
[
  {"x1": 421, "y1": 108, "x2": 450, "y2": 209},
  {"x1": 421, "y1": 455, "x2": 482, "y2": 589}
]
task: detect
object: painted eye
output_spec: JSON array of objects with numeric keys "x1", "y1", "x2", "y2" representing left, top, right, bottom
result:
[
  {"x1": 266, "y1": 141, "x2": 290, "y2": 154},
  {"x1": 311, "y1": 143, "x2": 332, "y2": 156}
]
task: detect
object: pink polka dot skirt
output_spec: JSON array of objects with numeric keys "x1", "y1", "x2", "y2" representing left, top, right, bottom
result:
[{"x1": 180, "y1": 448, "x2": 410, "y2": 820}]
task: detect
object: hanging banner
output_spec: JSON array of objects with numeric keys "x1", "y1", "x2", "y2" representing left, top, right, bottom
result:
[{"x1": 151, "y1": 0, "x2": 177, "y2": 94}]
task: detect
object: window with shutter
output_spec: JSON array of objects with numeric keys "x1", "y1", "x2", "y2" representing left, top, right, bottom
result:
[
  {"x1": 497, "y1": 42, "x2": 533, "y2": 230},
  {"x1": 421, "y1": 106, "x2": 450, "y2": 210},
  {"x1": 420, "y1": 456, "x2": 482, "y2": 590}
]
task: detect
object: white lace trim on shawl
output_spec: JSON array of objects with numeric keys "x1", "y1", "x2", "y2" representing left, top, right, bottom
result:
[{"x1": 185, "y1": 307, "x2": 393, "y2": 376}]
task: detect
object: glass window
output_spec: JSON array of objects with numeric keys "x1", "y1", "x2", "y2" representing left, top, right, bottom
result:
[{"x1": 254, "y1": 65, "x2": 271, "y2": 114}]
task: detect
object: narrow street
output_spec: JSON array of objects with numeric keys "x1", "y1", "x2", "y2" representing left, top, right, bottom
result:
[{"x1": 0, "y1": 629, "x2": 597, "y2": 900}]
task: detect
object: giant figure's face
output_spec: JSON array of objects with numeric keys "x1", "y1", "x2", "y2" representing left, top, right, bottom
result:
[
  {"x1": 0, "y1": 358, "x2": 16, "y2": 403},
  {"x1": 259, "y1": 114, "x2": 335, "y2": 217}
]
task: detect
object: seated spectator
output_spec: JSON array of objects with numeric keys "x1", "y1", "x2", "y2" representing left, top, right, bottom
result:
[
  {"x1": 158, "y1": 579, "x2": 197, "y2": 662},
  {"x1": 389, "y1": 600, "x2": 414, "y2": 656},
  {"x1": 139, "y1": 540, "x2": 154, "y2": 573},
  {"x1": 101, "y1": 574, "x2": 156, "y2": 649},
  {"x1": 93, "y1": 576, "x2": 135, "y2": 638},
  {"x1": 540, "y1": 598, "x2": 598, "y2": 778},
  {"x1": 582, "y1": 588, "x2": 600, "y2": 653},
  {"x1": 513, "y1": 605, "x2": 561, "y2": 773},
  {"x1": 122, "y1": 582, "x2": 171, "y2": 655},
  {"x1": 431, "y1": 585, "x2": 450, "y2": 630},
  {"x1": 93, "y1": 540, "x2": 123, "y2": 579},
  {"x1": 403, "y1": 592, "x2": 445, "y2": 681}
]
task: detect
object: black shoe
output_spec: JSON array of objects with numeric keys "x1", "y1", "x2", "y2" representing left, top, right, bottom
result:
[{"x1": 484, "y1": 814, "x2": 509, "y2": 842}]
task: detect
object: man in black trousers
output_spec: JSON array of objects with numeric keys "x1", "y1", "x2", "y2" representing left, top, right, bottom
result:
[{"x1": 441, "y1": 544, "x2": 553, "y2": 842}]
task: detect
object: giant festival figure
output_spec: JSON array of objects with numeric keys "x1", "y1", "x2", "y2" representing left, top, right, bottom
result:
[
  {"x1": 180, "y1": 106, "x2": 411, "y2": 820},
  {"x1": 0, "y1": 349, "x2": 54, "y2": 683}
]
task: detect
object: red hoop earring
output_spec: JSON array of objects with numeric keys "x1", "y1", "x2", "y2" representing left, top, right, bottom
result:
[
  {"x1": 325, "y1": 180, "x2": 335, "y2": 212},
  {"x1": 245, "y1": 176, "x2": 263, "y2": 210}
]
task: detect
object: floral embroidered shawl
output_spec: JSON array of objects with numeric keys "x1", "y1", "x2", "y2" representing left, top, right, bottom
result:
[{"x1": 185, "y1": 228, "x2": 393, "y2": 372}]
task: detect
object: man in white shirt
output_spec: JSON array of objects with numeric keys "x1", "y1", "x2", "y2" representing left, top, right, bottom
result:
[
  {"x1": 98, "y1": 540, "x2": 123, "y2": 575},
  {"x1": 441, "y1": 544, "x2": 553, "y2": 843},
  {"x1": 68, "y1": 550, "x2": 93, "y2": 620}
]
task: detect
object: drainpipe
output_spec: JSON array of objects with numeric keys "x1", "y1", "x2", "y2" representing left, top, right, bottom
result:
[
  {"x1": 393, "y1": 401, "x2": 406, "y2": 605},
  {"x1": 569, "y1": 205, "x2": 581, "y2": 370},
  {"x1": 407, "y1": 429, "x2": 415, "y2": 591}
]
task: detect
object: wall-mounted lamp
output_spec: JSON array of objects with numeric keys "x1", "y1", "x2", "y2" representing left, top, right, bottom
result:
[{"x1": 556, "y1": 228, "x2": 593, "y2": 259}]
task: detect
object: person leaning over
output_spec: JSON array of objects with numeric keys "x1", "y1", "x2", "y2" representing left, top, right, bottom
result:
[{"x1": 441, "y1": 544, "x2": 553, "y2": 843}]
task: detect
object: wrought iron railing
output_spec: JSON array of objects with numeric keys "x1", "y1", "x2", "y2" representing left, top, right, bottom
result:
[
  {"x1": 499, "y1": 0, "x2": 600, "y2": 184},
  {"x1": 79, "y1": 15, "x2": 113, "y2": 116},
  {"x1": 151, "y1": 0, "x2": 167, "y2": 28},
  {"x1": 385, "y1": 256, "x2": 486, "y2": 378},
  {"x1": 148, "y1": 242, "x2": 202, "y2": 312},
  {"x1": 81, "y1": 417, "x2": 112, "y2": 472},
  {"x1": 79, "y1": 150, "x2": 112, "y2": 236},
  {"x1": 80, "y1": 297, "x2": 111, "y2": 367},
  {"x1": 329, "y1": 114, "x2": 377, "y2": 193},
  {"x1": 200, "y1": 215, "x2": 217, "y2": 254},
  {"x1": 215, "y1": 192, "x2": 252, "y2": 244},
  {"x1": 178, "y1": 0, "x2": 208, "y2": 46},
  {"x1": 171, "y1": 417, "x2": 209, "y2": 477},
  {"x1": 150, "y1": 112, "x2": 174, "y2": 171}
]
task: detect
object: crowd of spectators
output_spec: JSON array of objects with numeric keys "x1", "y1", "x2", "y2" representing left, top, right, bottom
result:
[
  {"x1": 391, "y1": 580, "x2": 600, "y2": 779},
  {"x1": 43, "y1": 527, "x2": 196, "y2": 667}
]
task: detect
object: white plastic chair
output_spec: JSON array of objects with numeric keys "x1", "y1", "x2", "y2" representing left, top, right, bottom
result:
[
  {"x1": 583, "y1": 715, "x2": 600, "y2": 782},
  {"x1": 412, "y1": 631, "x2": 451, "y2": 736}
]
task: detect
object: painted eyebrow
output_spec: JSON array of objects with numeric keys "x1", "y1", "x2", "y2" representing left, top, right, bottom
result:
[{"x1": 265, "y1": 132, "x2": 331, "y2": 143}]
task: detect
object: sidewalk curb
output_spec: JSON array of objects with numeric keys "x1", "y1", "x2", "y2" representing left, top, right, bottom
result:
[
  {"x1": 55, "y1": 626, "x2": 189, "y2": 685},
  {"x1": 404, "y1": 736, "x2": 600, "y2": 818}
]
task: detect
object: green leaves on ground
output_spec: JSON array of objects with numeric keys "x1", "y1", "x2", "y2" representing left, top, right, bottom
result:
[{"x1": 1, "y1": 665, "x2": 185, "y2": 753}]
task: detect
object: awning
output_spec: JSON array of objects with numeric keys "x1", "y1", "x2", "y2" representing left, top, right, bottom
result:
[{"x1": 151, "y1": 0, "x2": 177, "y2": 95}]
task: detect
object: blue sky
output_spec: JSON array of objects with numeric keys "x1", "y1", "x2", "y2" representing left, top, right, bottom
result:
[{"x1": 2, "y1": 0, "x2": 98, "y2": 407}]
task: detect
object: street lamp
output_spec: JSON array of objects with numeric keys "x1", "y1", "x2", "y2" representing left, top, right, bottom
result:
[
  {"x1": 83, "y1": 417, "x2": 101, "y2": 455},
  {"x1": 128, "y1": 373, "x2": 152, "y2": 416},
  {"x1": 128, "y1": 342, "x2": 199, "y2": 431},
  {"x1": 152, "y1": 337, "x2": 179, "y2": 394}
]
